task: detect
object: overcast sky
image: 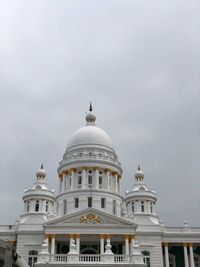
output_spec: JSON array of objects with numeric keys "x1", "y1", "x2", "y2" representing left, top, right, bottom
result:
[{"x1": 0, "y1": 0, "x2": 200, "y2": 226}]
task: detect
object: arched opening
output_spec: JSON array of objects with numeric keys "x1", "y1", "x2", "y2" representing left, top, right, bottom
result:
[{"x1": 81, "y1": 248, "x2": 98, "y2": 255}]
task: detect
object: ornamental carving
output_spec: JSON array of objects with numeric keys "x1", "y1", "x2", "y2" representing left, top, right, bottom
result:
[{"x1": 80, "y1": 213, "x2": 101, "y2": 224}]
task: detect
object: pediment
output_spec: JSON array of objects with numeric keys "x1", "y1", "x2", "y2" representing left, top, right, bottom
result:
[{"x1": 44, "y1": 208, "x2": 137, "y2": 228}]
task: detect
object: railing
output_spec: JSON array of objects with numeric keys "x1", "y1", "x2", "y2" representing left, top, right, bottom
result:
[
  {"x1": 79, "y1": 255, "x2": 101, "y2": 262},
  {"x1": 114, "y1": 255, "x2": 131, "y2": 263},
  {"x1": 0, "y1": 225, "x2": 16, "y2": 231},
  {"x1": 50, "y1": 254, "x2": 68, "y2": 262},
  {"x1": 51, "y1": 254, "x2": 133, "y2": 264},
  {"x1": 165, "y1": 227, "x2": 200, "y2": 233}
]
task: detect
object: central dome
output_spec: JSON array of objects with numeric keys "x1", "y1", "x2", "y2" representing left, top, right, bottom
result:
[{"x1": 67, "y1": 125, "x2": 114, "y2": 150}]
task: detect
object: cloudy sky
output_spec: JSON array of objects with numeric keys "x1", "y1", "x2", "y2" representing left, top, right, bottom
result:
[{"x1": 0, "y1": 0, "x2": 200, "y2": 226}]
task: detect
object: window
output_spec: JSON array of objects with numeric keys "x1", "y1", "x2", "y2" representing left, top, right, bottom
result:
[
  {"x1": 63, "y1": 199, "x2": 67, "y2": 214},
  {"x1": 78, "y1": 176, "x2": 82, "y2": 185},
  {"x1": 101, "y1": 198, "x2": 105, "y2": 208},
  {"x1": 27, "y1": 201, "x2": 30, "y2": 212},
  {"x1": 131, "y1": 202, "x2": 134, "y2": 213},
  {"x1": 88, "y1": 175, "x2": 92, "y2": 188},
  {"x1": 113, "y1": 200, "x2": 117, "y2": 215},
  {"x1": 28, "y1": 250, "x2": 38, "y2": 267},
  {"x1": 141, "y1": 201, "x2": 144, "y2": 212},
  {"x1": 88, "y1": 197, "x2": 92, "y2": 208},
  {"x1": 150, "y1": 202, "x2": 153, "y2": 213},
  {"x1": 45, "y1": 201, "x2": 49, "y2": 212},
  {"x1": 75, "y1": 198, "x2": 79, "y2": 208},
  {"x1": 142, "y1": 251, "x2": 150, "y2": 267},
  {"x1": 35, "y1": 200, "x2": 39, "y2": 212}
]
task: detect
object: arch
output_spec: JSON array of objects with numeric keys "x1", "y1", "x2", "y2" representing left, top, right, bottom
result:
[{"x1": 81, "y1": 247, "x2": 98, "y2": 255}]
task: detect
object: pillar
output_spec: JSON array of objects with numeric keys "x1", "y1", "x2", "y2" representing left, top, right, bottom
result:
[
  {"x1": 124, "y1": 235, "x2": 129, "y2": 255},
  {"x1": 59, "y1": 176, "x2": 62, "y2": 193},
  {"x1": 115, "y1": 174, "x2": 118, "y2": 193},
  {"x1": 94, "y1": 167, "x2": 99, "y2": 189},
  {"x1": 82, "y1": 167, "x2": 87, "y2": 189},
  {"x1": 183, "y1": 243, "x2": 189, "y2": 267},
  {"x1": 164, "y1": 243, "x2": 169, "y2": 267},
  {"x1": 62, "y1": 173, "x2": 65, "y2": 192},
  {"x1": 117, "y1": 175, "x2": 120, "y2": 192},
  {"x1": 129, "y1": 236, "x2": 134, "y2": 255},
  {"x1": 70, "y1": 169, "x2": 76, "y2": 190},
  {"x1": 76, "y1": 235, "x2": 80, "y2": 254},
  {"x1": 189, "y1": 243, "x2": 195, "y2": 267},
  {"x1": 105, "y1": 169, "x2": 110, "y2": 190},
  {"x1": 51, "y1": 235, "x2": 56, "y2": 256},
  {"x1": 100, "y1": 235, "x2": 104, "y2": 254}
]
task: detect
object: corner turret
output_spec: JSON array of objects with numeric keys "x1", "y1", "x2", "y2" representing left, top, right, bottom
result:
[{"x1": 125, "y1": 166, "x2": 159, "y2": 225}]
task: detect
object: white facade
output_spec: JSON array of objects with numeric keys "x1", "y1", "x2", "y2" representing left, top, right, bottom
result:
[{"x1": 0, "y1": 106, "x2": 200, "y2": 267}]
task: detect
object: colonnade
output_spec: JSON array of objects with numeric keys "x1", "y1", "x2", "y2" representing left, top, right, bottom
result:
[
  {"x1": 44, "y1": 234, "x2": 135, "y2": 256},
  {"x1": 58, "y1": 167, "x2": 121, "y2": 193},
  {"x1": 163, "y1": 242, "x2": 195, "y2": 267}
]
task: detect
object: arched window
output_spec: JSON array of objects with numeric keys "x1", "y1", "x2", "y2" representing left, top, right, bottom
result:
[
  {"x1": 45, "y1": 201, "x2": 49, "y2": 212},
  {"x1": 142, "y1": 251, "x2": 150, "y2": 267},
  {"x1": 150, "y1": 202, "x2": 153, "y2": 213},
  {"x1": 27, "y1": 201, "x2": 30, "y2": 212},
  {"x1": 141, "y1": 201, "x2": 144, "y2": 212},
  {"x1": 35, "y1": 200, "x2": 39, "y2": 212},
  {"x1": 28, "y1": 250, "x2": 38, "y2": 267},
  {"x1": 131, "y1": 202, "x2": 134, "y2": 213}
]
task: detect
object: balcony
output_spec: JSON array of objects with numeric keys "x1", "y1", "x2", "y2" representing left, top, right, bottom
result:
[{"x1": 49, "y1": 254, "x2": 135, "y2": 264}]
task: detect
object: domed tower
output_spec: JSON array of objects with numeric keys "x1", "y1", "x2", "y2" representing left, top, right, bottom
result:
[
  {"x1": 56, "y1": 104, "x2": 123, "y2": 217},
  {"x1": 20, "y1": 165, "x2": 55, "y2": 223},
  {"x1": 125, "y1": 166, "x2": 159, "y2": 225}
]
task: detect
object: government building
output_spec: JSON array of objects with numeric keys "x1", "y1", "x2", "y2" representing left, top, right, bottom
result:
[{"x1": 0, "y1": 105, "x2": 199, "y2": 267}]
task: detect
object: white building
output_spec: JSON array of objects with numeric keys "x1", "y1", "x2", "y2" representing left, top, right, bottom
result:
[{"x1": 0, "y1": 105, "x2": 200, "y2": 267}]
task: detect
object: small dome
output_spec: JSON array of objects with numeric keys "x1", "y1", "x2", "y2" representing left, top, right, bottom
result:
[
  {"x1": 67, "y1": 125, "x2": 114, "y2": 150},
  {"x1": 135, "y1": 166, "x2": 144, "y2": 178}
]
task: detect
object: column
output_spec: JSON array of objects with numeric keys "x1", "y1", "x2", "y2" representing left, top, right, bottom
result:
[
  {"x1": 51, "y1": 235, "x2": 56, "y2": 256},
  {"x1": 105, "y1": 169, "x2": 110, "y2": 190},
  {"x1": 100, "y1": 235, "x2": 104, "y2": 254},
  {"x1": 189, "y1": 243, "x2": 195, "y2": 267},
  {"x1": 115, "y1": 174, "x2": 118, "y2": 193},
  {"x1": 45, "y1": 234, "x2": 50, "y2": 253},
  {"x1": 94, "y1": 167, "x2": 99, "y2": 189},
  {"x1": 117, "y1": 175, "x2": 120, "y2": 192},
  {"x1": 59, "y1": 176, "x2": 62, "y2": 193},
  {"x1": 164, "y1": 243, "x2": 169, "y2": 267},
  {"x1": 62, "y1": 173, "x2": 65, "y2": 192},
  {"x1": 82, "y1": 167, "x2": 87, "y2": 189},
  {"x1": 124, "y1": 235, "x2": 129, "y2": 255},
  {"x1": 183, "y1": 243, "x2": 189, "y2": 267},
  {"x1": 76, "y1": 235, "x2": 80, "y2": 254},
  {"x1": 130, "y1": 236, "x2": 135, "y2": 255},
  {"x1": 70, "y1": 169, "x2": 76, "y2": 190}
]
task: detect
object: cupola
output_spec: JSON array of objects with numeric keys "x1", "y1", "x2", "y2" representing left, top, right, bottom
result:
[
  {"x1": 125, "y1": 166, "x2": 159, "y2": 225},
  {"x1": 20, "y1": 165, "x2": 55, "y2": 223}
]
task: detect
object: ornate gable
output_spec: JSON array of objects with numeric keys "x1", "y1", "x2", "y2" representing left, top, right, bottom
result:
[{"x1": 44, "y1": 208, "x2": 136, "y2": 227}]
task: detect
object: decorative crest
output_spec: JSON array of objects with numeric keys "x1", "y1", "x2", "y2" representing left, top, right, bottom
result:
[{"x1": 41, "y1": 163, "x2": 44, "y2": 169}]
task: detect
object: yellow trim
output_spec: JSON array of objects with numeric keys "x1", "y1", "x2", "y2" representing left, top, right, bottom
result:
[
  {"x1": 93, "y1": 166, "x2": 99, "y2": 171},
  {"x1": 82, "y1": 166, "x2": 88, "y2": 171}
]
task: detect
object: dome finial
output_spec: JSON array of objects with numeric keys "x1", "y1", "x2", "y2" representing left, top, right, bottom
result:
[
  {"x1": 89, "y1": 102, "x2": 93, "y2": 112},
  {"x1": 41, "y1": 163, "x2": 43, "y2": 169},
  {"x1": 138, "y1": 165, "x2": 140, "y2": 171}
]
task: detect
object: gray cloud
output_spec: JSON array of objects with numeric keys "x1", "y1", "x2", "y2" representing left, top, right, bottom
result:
[{"x1": 0, "y1": 0, "x2": 200, "y2": 226}]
